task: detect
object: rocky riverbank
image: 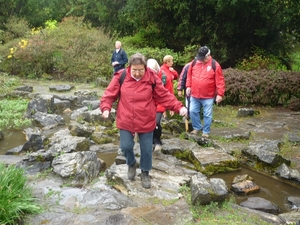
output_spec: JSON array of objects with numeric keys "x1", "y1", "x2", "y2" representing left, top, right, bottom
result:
[{"x1": 0, "y1": 79, "x2": 300, "y2": 225}]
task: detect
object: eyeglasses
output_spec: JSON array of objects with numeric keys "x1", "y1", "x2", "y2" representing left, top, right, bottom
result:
[{"x1": 131, "y1": 68, "x2": 145, "y2": 74}]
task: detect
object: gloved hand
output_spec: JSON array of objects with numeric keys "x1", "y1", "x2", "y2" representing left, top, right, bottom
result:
[{"x1": 179, "y1": 107, "x2": 188, "y2": 116}]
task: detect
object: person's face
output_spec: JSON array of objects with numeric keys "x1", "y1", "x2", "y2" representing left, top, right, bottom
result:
[
  {"x1": 115, "y1": 42, "x2": 121, "y2": 49},
  {"x1": 167, "y1": 59, "x2": 173, "y2": 67},
  {"x1": 131, "y1": 64, "x2": 145, "y2": 79},
  {"x1": 200, "y1": 56, "x2": 210, "y2": 63}
]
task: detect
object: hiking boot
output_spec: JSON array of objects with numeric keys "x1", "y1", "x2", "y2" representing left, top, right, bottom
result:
[
  {"x1": 190, "y1": 130, "x2": 200, "y2": 135},
  {"x1": 141, "y1": 171, "x2": 151, "y2": 189},
  {"x1": 202, "y1": 133, "x2": 209, "y2": 138},
  {"x1": 154, "y1": 144, "x2": 162, "y2": 151},
  {"x1": 128, "y1": 161, "x2": 137, "y2": 180}
]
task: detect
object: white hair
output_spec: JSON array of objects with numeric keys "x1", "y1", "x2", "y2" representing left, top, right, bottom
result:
[{"x1": 147, "y1": 59, "x2": 160, "y2": 73}]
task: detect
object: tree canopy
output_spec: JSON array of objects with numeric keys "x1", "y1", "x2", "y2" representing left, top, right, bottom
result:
[{"x1": 1, "y1": 0, "x2": 300, "y2": 67}]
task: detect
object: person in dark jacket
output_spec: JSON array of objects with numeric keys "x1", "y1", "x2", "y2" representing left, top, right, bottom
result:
[
  {"x1": 111, "y1": 41, "x2": 128, "y2": 73},
  {"x1": 177, "y1": 62, "x2": 192, "y2": 107},
  {"x1": 100, "y1": 53, "x2": 187, "y2": 189}
]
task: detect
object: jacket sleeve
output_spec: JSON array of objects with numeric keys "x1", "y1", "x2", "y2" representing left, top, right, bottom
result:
[
  {"x1": 152, "y1": 75, "x2": 183, "y2": 112},
  {"x1": 171, "y1": 69, "x2": 179, "y2": 80},
  {"x1": 100, "y1": 70, "x2": 123, "y2": 112},
  {"x1": 180, "y1": 65, "x2": 189, "y2": 90},
  {"x1": 215, "y1": 63, "x2": 225, "y2": 97},
  {"x1": 119, "y1": 49, "x2": 128, "y2": 66},
  {"x1": 186, "y1": 61, "x2": 193, "y2": 88}
]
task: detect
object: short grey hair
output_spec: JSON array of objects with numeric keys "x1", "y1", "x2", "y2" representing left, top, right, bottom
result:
[{"x1": 129, "y1": 53, "x2": 147, "y2": 67}]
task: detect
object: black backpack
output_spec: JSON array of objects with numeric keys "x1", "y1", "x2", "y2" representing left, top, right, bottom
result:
[{"x1": 119, "y1": 69, "x2": 156, "y2": 90}]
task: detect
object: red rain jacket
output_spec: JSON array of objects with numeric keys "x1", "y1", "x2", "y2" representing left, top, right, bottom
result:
[{"x1": 100, "y1": 67, "x2": 184, "y2": 133}]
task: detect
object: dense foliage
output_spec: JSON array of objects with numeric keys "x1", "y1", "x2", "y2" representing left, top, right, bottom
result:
[
  {"x1": 223, "y1": 69, "x2": 300, "y2": 109},
  {"x1": 0, "y1": 17, "x2": 113, "y2": 81},
  {"x1": 0, "y1": 163, "x2": 42, "y2": 224},
  {"x1": 83, "y1": 0, "x2": 300, "y2": 68},
  {"x1": 1, "y1": 0, "x2": 300, "y2": 68}
]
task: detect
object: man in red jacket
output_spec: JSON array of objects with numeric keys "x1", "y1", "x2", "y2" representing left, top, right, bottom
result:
[
  {"x1": 100, "y1": 53, "x2": 187, "y2": 189},
  {"x1": 186, "y1": 46, "x2": 225, "y2": 138}
]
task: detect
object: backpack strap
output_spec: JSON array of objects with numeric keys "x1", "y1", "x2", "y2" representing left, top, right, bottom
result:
[{"x1": 119, "y1": 69, "x2": 126, "y2": 86}]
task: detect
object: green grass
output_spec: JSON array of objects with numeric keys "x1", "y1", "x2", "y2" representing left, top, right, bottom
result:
[
  {"x1": 0, "y1": 163, "x2": 42, "y2": 224},
  {"x1": 0, "y1": 75, "x2": 21, "y2": 95},
  {"x1": 0, "y1": 99, "x2": 32, "y2": 130},
  {"x1": 179, "y1": 184, "x2": 271, "y2": 225}
]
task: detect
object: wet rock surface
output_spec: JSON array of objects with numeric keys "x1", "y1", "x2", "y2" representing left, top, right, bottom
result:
[{"x1": 0, "y1": 80, "x2": 300, "y2": 224}]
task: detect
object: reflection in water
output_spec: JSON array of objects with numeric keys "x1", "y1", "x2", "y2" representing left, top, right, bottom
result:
[
  {"x1": 0, "y1": 129, "x2": 26, "y2": 154},
  {"x1": 210, "y1": 165, "x2": 300, "y2": 213}
]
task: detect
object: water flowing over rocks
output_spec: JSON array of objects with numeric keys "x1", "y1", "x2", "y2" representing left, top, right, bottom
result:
[{"x1": 1, "y1": 83, "x2": 300, "y2": 224}]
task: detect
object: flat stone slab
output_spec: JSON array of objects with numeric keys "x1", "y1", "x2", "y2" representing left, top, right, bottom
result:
[
  {"x1": 193, "y1": 147, "x2": 237, "y2": 167},
  {"x1": 0, "y1": 155, "x2": 25, "y2": 165},
  {"x1": 49, "y1": 84, "x2": 74, "y2": 92}
]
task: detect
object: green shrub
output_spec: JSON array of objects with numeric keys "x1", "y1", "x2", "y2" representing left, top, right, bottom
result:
[
  {"x1": 0, "y1": 99, "x2": 32, "y2": 130},
  {"x1": 223, "y1": 68, "x2": 300, "y2": 107},
  {"x1": 1, "y1": 16, "x2": 30, "y2": 43},
  {"x1": 236, "y1": 48, "x2": 287, "y2": 71},
  {"x1": 0, "y1": 17, "x2": 113, "y2": 82},
  {"x1": 0, "y1": 74, "x2": 21, "y2": 95},
  {"x1": 0, "y1": 163, "x2": 42, "y2": 224},
  {"x1": 124, "y1": 46, "x2": 179, "y2": 66}
]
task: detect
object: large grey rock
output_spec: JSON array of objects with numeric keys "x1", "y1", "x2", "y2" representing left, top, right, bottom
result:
[
  {"x1": 25, "y1": 94, "x2": 54, "y2": 117},
  {"x1": 190, "y1": 172, "x2": 228, "y2": 205},
  {"x1": 68, "y1": 121, "x2": 95, "y2": 137},
  {"x1": 22, "y1": 127, "x2": 48, "y2": 152},
  {"x1": 242, "y1": 140, "x2": 291, "y2": 167},
  {"x1": 52, "y1": 151, "x2": 101, "y2": 185},
  {"x1": 32, "y1": 111, "x2": 65, "y2": 128},
  {"x1": 237, "y1": 108, "x2": 255, "y2": 117},
  {"x1": 240, "y1": 197, "x2": 280, "y2": 214}
]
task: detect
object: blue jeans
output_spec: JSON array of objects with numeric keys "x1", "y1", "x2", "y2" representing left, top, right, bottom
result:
[
  {"x1": 120, "y1": 129, "x2": 153, "y2": 171},
  {"x1": 189, "y1": 97, "x2": 214, "y2": 134}
]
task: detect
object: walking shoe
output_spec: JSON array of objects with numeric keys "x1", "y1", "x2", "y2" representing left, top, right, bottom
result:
[
  {"x1": 190, "y1": 130, "x2": 200, "y2": 135},
  {"x1": 202, "y1": 133, "x2": 209, "y2": 138},
  {"x1": 128, "y1": 161, "x2": 137, "y2": 180},
  {"x1": 154, "y1": 144, "x2": 162, "y2": 151},
  {"x1": 141, "y1": 171, "x2": 151, "y2": 189}
]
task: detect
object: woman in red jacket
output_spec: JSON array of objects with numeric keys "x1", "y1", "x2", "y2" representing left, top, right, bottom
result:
[
  {"x1": 160, "y1": 55, "x2": 179, "y2": 118},
  {"x1": 100, "y1": 53, "x2": 187, "y2": 189}
]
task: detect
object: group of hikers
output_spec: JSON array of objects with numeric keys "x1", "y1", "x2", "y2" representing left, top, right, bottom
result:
[{"x1": 100, "y1": 41, "x2": 225, "y2": 189}]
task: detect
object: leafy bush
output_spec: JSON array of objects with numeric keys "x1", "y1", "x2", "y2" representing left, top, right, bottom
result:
[
  {"x1": 223, "y1": 68, "x2": 300, "y2": 107},
  {"x1": 236, "y1": 48, "x2": 287, "y2": 71},
  {"x1": 0, "y1": 99, "x2": 32, "y2": 130},
  {"x1": 0, "y1": 17, "x2": 114, "y2": 82},
  {"x1": 0, "y1": 163, "x2": 42, "y2": 224},
  {"x1": 124, "y1": 46, "x2": 179, "y2": 66},
  {"x1": 0, "y1": 74, "x2": 21, "y2": 95},
  {"x1": 1, "y1": 16, "x2": 30, "y2": 43}
]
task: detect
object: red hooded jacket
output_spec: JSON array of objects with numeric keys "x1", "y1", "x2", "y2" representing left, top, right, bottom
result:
[
  {"x1": 186, "y1": 57, "x2": 225, "y2": 98},
  {"x1": 156, "y1": 64, "x2": 179, "y2": 112},
  {"x1": 100, "y1": 67, "x2": 184, "y2": 133}
]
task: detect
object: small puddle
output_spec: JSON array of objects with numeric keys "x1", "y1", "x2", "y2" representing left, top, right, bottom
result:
[
  {"x1": 0, "y1": 128, "x2": 27, "y2": 154},
  {"x1": 210, "y1": 165, "x2": 300, "y2": 213}
]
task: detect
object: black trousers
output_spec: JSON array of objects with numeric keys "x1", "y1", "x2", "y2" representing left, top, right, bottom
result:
[{"x1": 153, "y1": 112, "x2": 163, "y2": 145}]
